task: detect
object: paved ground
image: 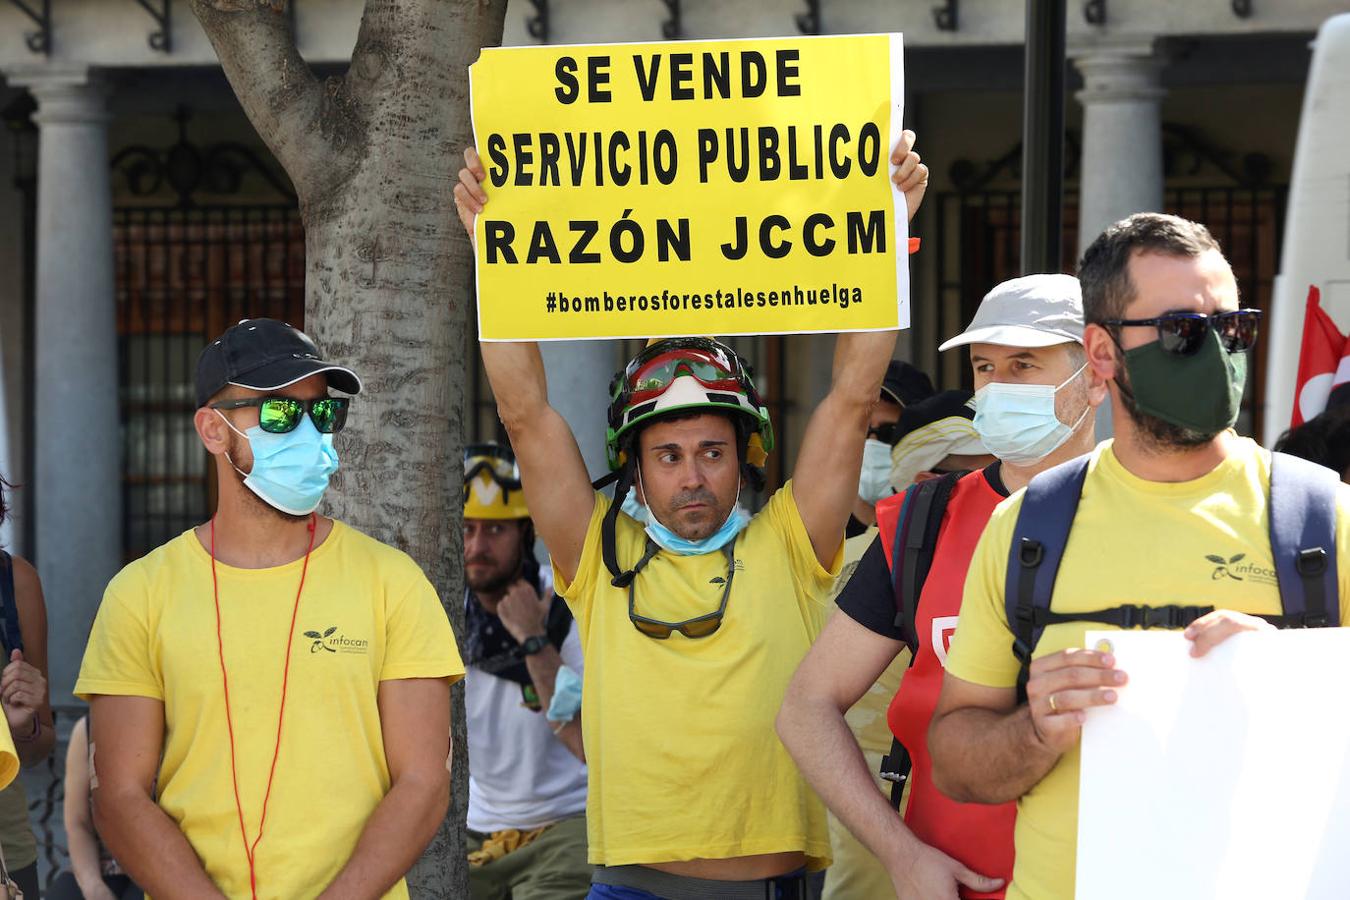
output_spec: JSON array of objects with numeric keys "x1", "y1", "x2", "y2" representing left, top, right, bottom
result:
[{"x1": 19, "y1": 753, "x2": 68, "y2": 893}]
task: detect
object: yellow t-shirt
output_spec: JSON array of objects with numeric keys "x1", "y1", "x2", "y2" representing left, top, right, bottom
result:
[
  {"x1": 0, "y1": 716, "x2": 18, "y2": 791},
  {"x1": 945, "y1": 439, "x2": 1350, "y2": 900},
  {"x1": 555, "y1": 482, "x2": 842, "y2": 869},
  {"x1": 75, "y1": 521, "x2": 464, "y2": 900}
]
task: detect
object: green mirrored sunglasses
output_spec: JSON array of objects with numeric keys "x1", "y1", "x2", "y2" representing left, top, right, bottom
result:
[{"x1": 209, "y1": 396, "x2": 351, "y2": 434}]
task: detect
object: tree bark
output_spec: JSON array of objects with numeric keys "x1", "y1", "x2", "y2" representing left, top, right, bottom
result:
[{"x1": 190, "y1": 0, "x2": 509, "y2": 896}]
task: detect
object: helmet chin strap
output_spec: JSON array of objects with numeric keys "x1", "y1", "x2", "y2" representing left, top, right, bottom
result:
[{"x1": 600, "y1": 459, "x2": 651, "y2": 588}]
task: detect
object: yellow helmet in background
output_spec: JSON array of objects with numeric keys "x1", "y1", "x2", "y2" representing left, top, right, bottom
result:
[{"x1": 464, "y1": 443, "x2": 529, "y2": 520}]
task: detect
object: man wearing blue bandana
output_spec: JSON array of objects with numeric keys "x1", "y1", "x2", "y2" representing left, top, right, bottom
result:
[
  {"x1": 455, "y1": 131, "x2": 930, "y2": 899},
  {"x1": 460, "y1": 442, "x2": 591, "y2": 900}
]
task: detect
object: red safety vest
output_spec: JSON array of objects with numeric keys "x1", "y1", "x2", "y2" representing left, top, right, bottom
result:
[{"x1": 875, "y1": 471, "x2": 1016, "y2": 900}]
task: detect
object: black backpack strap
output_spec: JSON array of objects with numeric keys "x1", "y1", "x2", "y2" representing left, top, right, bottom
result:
[
  {"x1": 1005, "y1": 456, "x2": 1091, "y2": 702},
  {"x1": 880, "y1": 470, "x2": 968, "y2": 809},
  {"x1": 888, "y1": 486, "x2": 918, "y2": 637},
  {"x1": 1030, "y1": 604, "x2": 1213, "y2": 631},
  {"x1": 0, "y1": 551, "x2": 19, "y2": 658},
  {"x1": 880, "y1": 738, "x2": 912, "y2": 810},
  {"x1": 891, "y1": 470, "x2": 968, "y2": 652},
  {"x1": 1268, "y1": 451, "x2": 1341, "y2": 628}
]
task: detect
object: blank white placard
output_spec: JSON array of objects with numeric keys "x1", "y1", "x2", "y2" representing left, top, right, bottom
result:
[{"x1": 1078, "y1": 628, "x2": 1350, "y2": 900}]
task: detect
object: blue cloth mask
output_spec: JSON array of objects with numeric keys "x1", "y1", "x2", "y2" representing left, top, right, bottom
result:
[
  {"x1": 546, "y1": 665, "x2": 583, "y2": 723},
  {"x1": 638, "y1": 471, "x2": 749, "y2": 556},
  {"x1": 973, "y1": 363, "x2": 1089, "y2": 466},
  {"x1": 217, "y1": 411, "x2": 339, "y2": 515}
]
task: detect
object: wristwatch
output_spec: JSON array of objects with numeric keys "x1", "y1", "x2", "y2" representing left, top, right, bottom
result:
[{"x1": 520, "y1": 634, "x2": 549, "y2": 656}]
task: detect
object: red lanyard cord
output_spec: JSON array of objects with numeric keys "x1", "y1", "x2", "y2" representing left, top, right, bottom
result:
[{"x1": 210, "y1": 514, "x2": 317, "y2": 900}]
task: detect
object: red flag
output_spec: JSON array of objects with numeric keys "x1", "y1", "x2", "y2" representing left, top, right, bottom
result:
[{"x1": 1292, "y1": 285, "x2": 1348, "y2": 427}]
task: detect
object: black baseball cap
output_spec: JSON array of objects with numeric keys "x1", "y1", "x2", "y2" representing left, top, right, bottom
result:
[
  {"x1": 880, "y1": 360, "x2": 935, "y2": 408},
  {"x1": 195, "y1": 318, "x2": 362, "y2": 408}
]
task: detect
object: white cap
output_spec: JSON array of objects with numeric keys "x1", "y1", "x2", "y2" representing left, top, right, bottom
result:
[{"x1": 939, "y1": 274, "x2": 1084, "y2": 352}]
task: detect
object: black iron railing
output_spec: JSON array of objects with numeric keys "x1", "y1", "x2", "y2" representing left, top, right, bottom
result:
[
  {"x1": 114, "y1": 205, "x2": 305, "y2": 561},
  {"x1": 930, "y1": 185, "x2": 1286, "y2": 438}
]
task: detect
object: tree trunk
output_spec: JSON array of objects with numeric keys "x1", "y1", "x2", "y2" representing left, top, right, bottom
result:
[{"x1": 189, "y1": 1, "x2": 508, "y2": 896}]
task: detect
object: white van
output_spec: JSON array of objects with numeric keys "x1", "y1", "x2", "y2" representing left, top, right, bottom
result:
[{"x1": 1263, "y1": 12, "x2": 1350, "y2": 445}]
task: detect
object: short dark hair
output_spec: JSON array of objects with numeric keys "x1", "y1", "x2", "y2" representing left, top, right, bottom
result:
[
  {"x1": 1078, "y1": 213, "x2": 1223, "y2": 325},
  {"x1": 1274, "y1": 405, "x2": 1350, "y2": 477}
]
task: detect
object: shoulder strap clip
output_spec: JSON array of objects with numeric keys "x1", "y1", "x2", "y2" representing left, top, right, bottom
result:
[
  {"x1": 1296, "y1": 547, "x2": 1328, "y2": 577},
  {"x1": 1017, "y1": 538, "x2": 1044, "y2": 569}
]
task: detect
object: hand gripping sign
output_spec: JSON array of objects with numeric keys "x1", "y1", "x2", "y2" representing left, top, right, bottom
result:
[{"x1": 470, "y1": 34, "x2": 908, "y2": 341}]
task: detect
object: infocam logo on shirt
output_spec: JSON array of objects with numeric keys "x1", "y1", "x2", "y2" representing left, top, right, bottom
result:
[
  {"x1": 1204, "y1": 552, "x2": 1277, "y2": 585},
  {"x1": 302, "y1": 625, "x2": 370, "y2": 655}
]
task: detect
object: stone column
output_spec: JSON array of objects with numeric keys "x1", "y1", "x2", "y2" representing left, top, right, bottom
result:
[
  {"x1": 1073, "y1": 39, "x2": 1166, "y2": 250},
  {"x1": 8, "y1": 68, "x2": 120, "y2": 708},
  {"x1": 1072, "y1": 40, "x2": 1166, "y2": 439}
]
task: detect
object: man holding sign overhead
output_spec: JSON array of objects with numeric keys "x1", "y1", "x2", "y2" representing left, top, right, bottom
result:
[{"x1": 456, "y1": 32, "x2": 928, "y2": 900}]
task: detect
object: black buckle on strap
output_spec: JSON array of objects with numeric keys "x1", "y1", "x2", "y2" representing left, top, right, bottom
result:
[
  {"x1": 1119, "y1": 605, "x2": 1196, "y2": 630},
  {"x1": 1018, "y1": 538, "x2": 1044, "y2": 568},
  {"x1": 1290, "y1": 610, "x2": 1331, "y2": 628},
  {"x1": 1117, "y1": 605, "x2": 1145, "y2": 629},
  {"x1": 1296, "y1": 547, "x2": 1328, "y2": 577}
]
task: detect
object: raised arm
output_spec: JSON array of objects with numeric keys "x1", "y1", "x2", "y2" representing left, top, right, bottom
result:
[
  {"x1": 455, "y1": 147, "x2": 598, "y2": 584},
  {"x1": 791, "y1": 132, "x2": 927, "y2": 566},
  {"x1": 90, "y1": 695, "x2": 225, "y2": 898}
]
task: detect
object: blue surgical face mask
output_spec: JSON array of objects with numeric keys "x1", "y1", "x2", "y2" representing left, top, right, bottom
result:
[
  {"x1": 621, "y1": 487, "x2": 650, "y2": 524},
  {"x1": 217, "y1": 411, "x2": 339, "y2": 515},
  {"x1": 858, "y1": 438, "x2": 895, "y2": 505},
  {"x1": 973, "y1": 362, "x2": 1089, "y2": 466},
  {"x1": 638, "y1": 470, "x2": 749, "y2": 556},
  {"x1": 546, "y1": 665, "x2": 583, "y2": 724}
]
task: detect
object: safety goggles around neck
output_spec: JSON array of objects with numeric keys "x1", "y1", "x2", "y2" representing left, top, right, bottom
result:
[
  {"x1": 1103, "y1": 308, "x2": 1261, "y2": 357},
  {"x1": 209, "y1": 396, "x2": 350, "y2": 434},
  {"x1": 628, "y1": 537, "x2": 737, "y2": 639}
]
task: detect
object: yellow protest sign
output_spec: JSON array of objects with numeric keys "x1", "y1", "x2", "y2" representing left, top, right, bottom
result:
[{"x1": 470, "y1": 34, "x2": 908, "y2": 341}]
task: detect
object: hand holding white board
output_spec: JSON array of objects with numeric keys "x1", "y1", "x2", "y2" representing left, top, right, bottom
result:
[{"x1": 1078, "y1": 628, "x2": 1350, "y2": 900}]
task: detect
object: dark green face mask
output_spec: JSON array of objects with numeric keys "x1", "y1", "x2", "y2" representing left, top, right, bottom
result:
[{"x1": 1120, "y1": 326, "x2": 1247, "y2": 435}]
